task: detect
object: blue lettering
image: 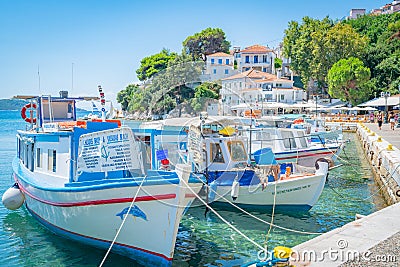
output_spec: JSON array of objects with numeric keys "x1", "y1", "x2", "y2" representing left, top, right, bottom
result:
[{"x1": 107, "y1": 134, "x2": 119, "y2": 143}]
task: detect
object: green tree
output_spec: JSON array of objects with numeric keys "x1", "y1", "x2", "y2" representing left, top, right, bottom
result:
[
  {"x1": 311, "y1": 23, "x2": 368, "y2": 89},
  {"x1": 136, "y1": 49, "x2": 177, "y2": 81},
  {"x1": 327, "y1": 57, "x2": 371, "y2": 105},
  {"x1": 283, "y1": 17, "x2": 333, "y2": 88},
  {"x1": 274, "y1": 58, "x2": 282, "y2": 70},
  {"x1": 116, "y1": 84, "x2": 152, "y2": 112},
  {"x1": 183, "y1": 28, "x2": 230, "y2": 61},
  {"x1": 116, "y1": 84, "x2": 137, "y2": 111},
  {"x1": 148, "y1": 53, "x2": 203, "y2": 115},
  {"x1": 191, "y1": 82, "x2": 221, "y2": 112}
]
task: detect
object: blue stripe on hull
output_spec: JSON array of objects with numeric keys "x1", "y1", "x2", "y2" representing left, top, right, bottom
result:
[
  {"x1": 211, "y1": 202, "x2": 312, "y2": 213},
  {"x1": 26, "y1": 205, "x2": 172, "y2": 267}
]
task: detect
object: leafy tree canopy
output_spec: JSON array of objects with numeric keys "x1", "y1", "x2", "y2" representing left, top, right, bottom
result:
[
  {"x1": 327, "y1": 57, "x2": 371, "y2": 105},
  {"x1": 135, "y1": 48, "x2": 177, "y2": 81},
  {"x1": 274, "y1": 58, "x2": 282, "y2": 70},
  {"x1": 147, "y1": 53, "x2": 203, "y2": 115},
  {"x1": 283, "y1": 16, "x2": 333, "y2": 88},
  {"x1": 183, "y1": 28, "x2": 230, "y2": 61},
  {"x1": 191, "y1": 82, "x2": 221, "y2": 112}
]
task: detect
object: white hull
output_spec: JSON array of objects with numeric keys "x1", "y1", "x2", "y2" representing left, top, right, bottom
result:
[
  {"x1": 14, "y1": 161, "x2": 200, "y2": 266},
  {"x1": 274, "y1": 145, "x2": 341, "y2": 167},
  {"x1": 213, "y1": 173, "x2": 326, "y2": 211}
]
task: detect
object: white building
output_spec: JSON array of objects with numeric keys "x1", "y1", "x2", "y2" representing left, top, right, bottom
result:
[
  {"x1": 236, "y1": 45, "x2": 276, "y2": 74},
  {"x1": 348, "y1": 8, "x2": 366, "y2": 19},
  {"x1": 202, "y1": 52, "x2": 237, "y2": 81},
  {"x1": 220, "y1": 69, "x2": 305, "y2": 116}
]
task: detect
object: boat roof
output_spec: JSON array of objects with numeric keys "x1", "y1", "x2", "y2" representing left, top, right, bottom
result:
[{"x1": 141, "y1": 116, "x2": 251, "y2": 129}]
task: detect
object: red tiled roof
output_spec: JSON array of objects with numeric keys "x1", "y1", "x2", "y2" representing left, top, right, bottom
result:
[
  {"x1": 208, "y1": 52, "x2": 232, "y2": 57},
  {"x1": 222, "y1": 69, "x2": 272, "y2": 80},
  {"x1": 240, "y1": 44, "x2": 274, "y2": 54}
]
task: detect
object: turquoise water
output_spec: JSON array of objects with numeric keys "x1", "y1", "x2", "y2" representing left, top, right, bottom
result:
[{"x1": 0, "y1": 111, "x2": 385, "y2": 266}]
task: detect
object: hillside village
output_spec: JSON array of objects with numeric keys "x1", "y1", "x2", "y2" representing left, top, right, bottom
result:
[{"x1": 118, "y1": 1, "x2": 400, "y2": 120}]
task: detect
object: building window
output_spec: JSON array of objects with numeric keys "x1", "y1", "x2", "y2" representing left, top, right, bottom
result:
[
  {"x1": 245, "y1": 55, "x2": 250, "y2": 63},
  {"x1": 262, "y1": 67, "x2": 267, "y2": 72},
  {"x1": 226, "y1": 59, "x2": 229, "y2": 65},
  {"x1": 213, "y1": 69, "x2": 217, "y2": 74},
  {"x1": 280, "y1": 95, "x2": 285, "y2": 101},
  {"x1": 263, "y1": 55, "x2": 267, "y2": 63},
  {"x1": 245, "y1": 67, "x2": 250, "y2": 71},
  {"x1": 225, "y1": 69, "x2": 229, "y2": 74},
  {"x1": 254, "y1": 55, "x2": 258, "y2": 63},
  {"x1": 211, "y1": 58, "x2": 214, "y2": 64},
  {"x1": 218, "y1": 59, "x2": 222, "y2": 64},
  {"x1": 48, "y1": 149, "x2": 56, "y2": 172},
  {"x1": 36, "y1": 148, "x2": 41, "y2": 168}
]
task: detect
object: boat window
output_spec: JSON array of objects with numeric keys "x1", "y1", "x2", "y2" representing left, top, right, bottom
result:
[
  {"x1": 30, "y1": 144, "x2": 34, "y2": 172},
  {"x1": 227, "y1": 141, "x2": 248, "y2": 161},
  {"x1": 48, "y1": 149, "x2": 57, "y2": 172},
  {"x1": 36, "y1": 148, "x2": 42, "y2": 168},
  {"x1": 211, "y1": 143, "x2": 225, "y2": 163},
  {"x1": 297, "y1": 132, "x2": 308, "y2": 148},
  {"x1": 281, "y1": 131, "x2": 297, "y2": 149},
  {"x1": 255, "y1": 132, "x2": 270, "y2": 141},
  {"x1": 24, "y1": 144, "x2": 28, "y2": 167}
]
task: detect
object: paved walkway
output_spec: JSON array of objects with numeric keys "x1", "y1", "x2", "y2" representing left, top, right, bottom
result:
[{"x1": 364, "y1": 122, "x2": 400, "y2": 150}]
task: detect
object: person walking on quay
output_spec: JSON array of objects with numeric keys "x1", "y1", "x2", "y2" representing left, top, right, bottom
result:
[
  {"x1": 377, "y1": 111, "x2": 383, "y2": 130},
  {"x1": 389, "y1": 111, "x2": 395, "y2": 130},
  {"x1": 369, "y1": 112, "x2": 374, "y2": 123}
]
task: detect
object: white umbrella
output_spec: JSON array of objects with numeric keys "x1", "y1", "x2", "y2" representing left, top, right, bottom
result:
[
  {"x1": 361, "y1": 106, "x2": 377, "y2": 111},
  {"x1": 348, "y1": 106, "x2": 364, "y2": 111}
]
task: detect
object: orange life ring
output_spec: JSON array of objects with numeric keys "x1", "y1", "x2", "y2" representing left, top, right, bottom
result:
[
  {"x1": 21, "y1": 103, "x2": 37, "y2": 123},
  {"x1": 293, "y1": 118, "x2": 304, "y2": 124}
]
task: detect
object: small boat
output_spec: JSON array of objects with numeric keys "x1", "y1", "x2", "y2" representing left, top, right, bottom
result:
[
  {"x1": 4, "y1": 93, "x2": 204, "y2": 266},
  {"x1": 243, "y1": 126, "x2": 344, "y2": 168},
  {"x1": 139, "y1": 115, "x2": 330, "y2": 211},
  {"x1": 202, "y1": 133, "x2": 330, "y2": 211}
]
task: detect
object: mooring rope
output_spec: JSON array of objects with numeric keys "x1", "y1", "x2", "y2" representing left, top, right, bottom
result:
[
  {"x1": 263, "y1": 174, "x2": 279, "y2": 251},
  {"x1": 99, "y1": 175, "x2": 147, "y2": 267},
  {"x1": 99, "y1": 128, "x2": 147, "y2": 267},
  {"x1": 327, "y1": 163, "x2": 400, "y2": 202},
  {"x1": 179, "y1": 174, "x2": 267, "y2": 252}
]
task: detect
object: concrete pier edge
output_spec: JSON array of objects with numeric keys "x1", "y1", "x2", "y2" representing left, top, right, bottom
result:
[{"x1": 288, "y1": 123, "x2": 400, "y2": 267}]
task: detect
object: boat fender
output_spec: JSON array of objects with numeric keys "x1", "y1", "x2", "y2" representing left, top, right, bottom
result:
[
  {"x1": 231, "y1": 180, "x2": 240, "y2": 201},
  {"x1": 2, "y1": 183, "x2": 25, "y2": 210},
  {"x1": 208, "y1": 181, "x2": 217, "y2": 202},
  {"x1": 315, "y1": 160, "x2": 329, "y2": 176},
  {"x1": 315, "y1": 157, "x2": 334, "y2": 169},
  {"x1": 21, "y1": 103, "x2": 37, "y2": 124}
]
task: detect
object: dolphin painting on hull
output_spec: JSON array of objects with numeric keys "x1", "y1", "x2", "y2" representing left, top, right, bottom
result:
[{"x1": 116, "y1": 205, "x2": 148, "y2": 221}]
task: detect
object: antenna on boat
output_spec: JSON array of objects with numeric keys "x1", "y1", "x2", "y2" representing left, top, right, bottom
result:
[
  {"x1": 71, "y1": 63, "x2": 74, "y2": 95},
  {"x1": 37, "y1": 65, "x2": 41, "y2": 94},
  {"x1": 98, "y1": 85, "x2": 106, "y2": 121}
]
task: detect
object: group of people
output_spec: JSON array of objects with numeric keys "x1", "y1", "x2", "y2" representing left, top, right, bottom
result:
[{"x1": 376, "y1": 111, "x2": 398, "y2": 130}]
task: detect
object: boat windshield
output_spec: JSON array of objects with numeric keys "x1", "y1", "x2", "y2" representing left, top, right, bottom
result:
[
  {"x1": 227, "y1": 141, "x2": 247, "y2": 162},
  {"x1": 211, "y1": 143, "x2": 225, "y2": 163}
]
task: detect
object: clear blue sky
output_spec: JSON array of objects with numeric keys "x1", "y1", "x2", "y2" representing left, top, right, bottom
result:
[{"x1": 0, "y1": 0, "x2": 388, "y2": 102}]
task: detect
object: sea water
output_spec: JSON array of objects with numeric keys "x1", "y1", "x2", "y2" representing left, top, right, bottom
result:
[{"x1": 0, "y1": 111, "x2": 385, "y2": 266}]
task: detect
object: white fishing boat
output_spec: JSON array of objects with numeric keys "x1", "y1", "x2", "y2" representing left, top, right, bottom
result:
[
  {"x1": 3, "y1": 92, "x2": 204, "y2": 266},
  {"x1": 243, "y1": 126, "x2": 344, "y2": 168},
  {"x1": 201, "y1": 134, "x2": 329, "y2": 211},
  {"x1": 139, "y1": 115, "x2": 330, "y2": 211}
]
